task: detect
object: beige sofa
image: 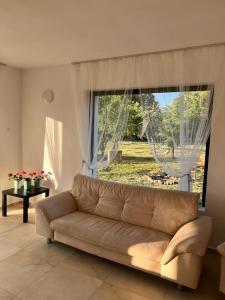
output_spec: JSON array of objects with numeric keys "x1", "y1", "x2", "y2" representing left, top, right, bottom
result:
[
  {"x1": 217, "y1": 243, "x2": 225, "y2": 293},
  {"x1": 35, "y1": 174, "x2": 212, "y2": 289}
]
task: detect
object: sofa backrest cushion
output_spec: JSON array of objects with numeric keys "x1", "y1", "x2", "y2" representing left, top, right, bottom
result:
[
  {"x1": 72, "y1": 174, "x2": 199, "y2": 235},
  {"x1": 72, "y1": 174, "x2": 99, "y2": 213}
]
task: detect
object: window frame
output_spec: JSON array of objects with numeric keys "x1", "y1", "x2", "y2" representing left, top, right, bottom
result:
[{"x1": 91, "y1": 85, "x2": 214, "y2": 207}]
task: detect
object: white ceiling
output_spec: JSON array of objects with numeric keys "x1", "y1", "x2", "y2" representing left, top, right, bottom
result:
[{"x1": 0, "y1": 0, "x2": 225, "y2": 69}]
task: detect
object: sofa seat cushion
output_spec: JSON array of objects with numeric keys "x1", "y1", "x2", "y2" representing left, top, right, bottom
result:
[{"x1": 50, "y1": 212, "x2": 171, "y2": 262}]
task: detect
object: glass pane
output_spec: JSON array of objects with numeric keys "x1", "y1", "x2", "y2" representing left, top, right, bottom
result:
[{"x1": 96, "y1": 89, "x2": 211, "y2": 207}]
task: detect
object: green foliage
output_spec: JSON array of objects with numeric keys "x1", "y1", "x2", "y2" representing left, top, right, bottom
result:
[
  {"x1": 141, "y1": 93, "x2": 162, "y2": 140},
  {"x1": 156, "y1": 91, "x2": 210, "y2": 157},
  {"x1": 98, "y1": 91, "x2": 210, "y2": 160},
  {"x1": 98, "y1": 93, "x2": 161, "y2": 142},
  {"x1": 98, "y1": 95, "x2": 125, "y2": 154},
  {"x1": 125, "y1": 100, "x2": 143, "y2": 139}
]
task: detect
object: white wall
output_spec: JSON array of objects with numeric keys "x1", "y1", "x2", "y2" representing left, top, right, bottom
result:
[
  {"x1": 0, "y1": 66, "x2": 22, "y2": 205},
  {"x1": 22, "y1": 65, "x2": 81, "y2": 193}
]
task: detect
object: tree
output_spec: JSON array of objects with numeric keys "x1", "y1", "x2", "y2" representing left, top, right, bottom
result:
[
  {"x1": 125, "y1": 98, "x2": 143, "y2": 139},
  {"x1": 98, "y1": 93, "x2": 161, "y2": 143},
  {"x1": 141, "y1": 93, "x2": 162, "y2": 139},
  {"x1": 159, "y1": 91, "x2": 210, "y2": 158},
  {"x1": 98, "y1": 94, "x2": 129, "y2": 155}
]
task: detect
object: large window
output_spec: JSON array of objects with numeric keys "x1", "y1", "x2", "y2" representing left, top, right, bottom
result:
[{"x1": 92, "y1": 87, "x2": 213, "y2": 207}]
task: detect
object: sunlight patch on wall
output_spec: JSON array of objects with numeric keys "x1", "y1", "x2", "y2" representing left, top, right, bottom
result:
[{"x1": 43, "y1": 117, "x2": 63, "y2": 190}]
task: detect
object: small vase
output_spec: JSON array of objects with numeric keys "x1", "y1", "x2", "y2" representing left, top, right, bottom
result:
[
  {"x1": 14, "y1": 180, "x2": 20, "y2": 190},
  {"x1": 34, "y1": 179, "x2": 42, "y2": 188},
  {"x1": 24, "y1": 179, "x2": 31, "y2": 190}
]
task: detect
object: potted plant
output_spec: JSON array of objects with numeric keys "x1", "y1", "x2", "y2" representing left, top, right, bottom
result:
[
  {"x1": 32, "y1": 171, "x2": 46, "y2": 188},
  {"x1": 23, "y1": 172, "x2": 33, "y2": 190},
  {"x1": 8, "y1": 172, "x2": 23, "y2": 190}
]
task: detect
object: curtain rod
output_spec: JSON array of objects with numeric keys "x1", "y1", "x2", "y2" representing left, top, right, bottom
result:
[{"x1": 71, "y1": 41, "x2": 225, "y2": 65}]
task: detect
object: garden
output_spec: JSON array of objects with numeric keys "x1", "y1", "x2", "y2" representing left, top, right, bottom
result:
[{"x1": 97, "y1": 140, "x2": 205, "y2": 195}]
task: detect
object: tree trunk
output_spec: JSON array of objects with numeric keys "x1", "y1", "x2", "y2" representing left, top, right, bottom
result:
[{"x1": 171, "y1": 147, "x2": 175, "y2": 159}]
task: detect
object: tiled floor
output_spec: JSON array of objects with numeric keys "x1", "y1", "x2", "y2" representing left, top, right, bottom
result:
[{"x1": 0, "y1": 202, "x2": 224, "y2": 300}]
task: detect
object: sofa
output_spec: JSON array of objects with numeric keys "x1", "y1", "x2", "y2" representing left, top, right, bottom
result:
[{"x1": 35, "y1": 174, "x2": 212, "y2": 289}]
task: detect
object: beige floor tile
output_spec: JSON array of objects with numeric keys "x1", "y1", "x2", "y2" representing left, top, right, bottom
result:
[
  {"x1": 0, "y1": 223, "x2": 42, "y2": 248},
  {"x1": 0, "y1": 213, "x2": 21, "y2": 223},
  {"x1": 106, "y1": 265, "x2": 168, "y2": 299},
  {"x1": 164, "y1": 288, "x2": 225, "y2": 300},
  {"x1": 1, "y1": 249, "x2": 54, "y2": 273},
  {"x1": 0, "y1": 287, "x2": 14, "y2": 300},
  {"x1": 7, "y1": 202, "x2": 35, "y2": 224},
  {"x1": 0, "y1": 222, "x2": 20, "y2": 235},
  {"x1": 59, "y1": 250, "x2": 118, "y2": 280},
  {"x1": 90, "y1": 282, "x2": 150, "y2": 300},
  {"x1": 24, "y1": 239, "x2": 75, "y2": 266},
  {"x1": 0, "y1": 254, "x2": 47, "y2": 294},
  {"x1": 0, "y1": 239, "x2": 20, "y2": 261},
  {"x1": 18, "y1": 263, "x2": 103, "y2": 300}
]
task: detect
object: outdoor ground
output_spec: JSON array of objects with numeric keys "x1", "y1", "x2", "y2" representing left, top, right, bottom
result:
[{"x1": 97, "y1": 141, "x2": 204, "y2": 195}]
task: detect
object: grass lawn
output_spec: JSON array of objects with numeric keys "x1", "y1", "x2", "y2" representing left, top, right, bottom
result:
[{"x1": 97, "y1": 141, "x2": 204, "y2": 195}]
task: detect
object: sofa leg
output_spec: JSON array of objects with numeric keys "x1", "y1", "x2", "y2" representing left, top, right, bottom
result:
[
  {"x1": 47, "y1": 238, "x2": 52, "y2": 244},
  {"x1": 177, "y1": 284, "x2": 184, "y2": 291}
]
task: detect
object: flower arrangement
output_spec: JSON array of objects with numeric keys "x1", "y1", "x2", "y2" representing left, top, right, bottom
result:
[
  {"x1": 8, "y1": 172, "x2": 24, "y2": 190},
  {"x1": 8, "y1": 170, "x2": 49, "y2": 189},
  {"x1": 8, "y1": 172, "x2": 23, "y2": 181},
  {"x1": 23, "y1": 172, "x2": 34, "y2": 181},
  {"x1": 32, "y1": 171, "x2": 46, "y2": 181}
]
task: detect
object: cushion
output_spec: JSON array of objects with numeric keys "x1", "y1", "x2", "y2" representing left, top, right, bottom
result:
[
  {"x1": 121, "y1": 185, "x2": 155, "y2": 228},
  {"x1": 50, "y1": 211, "x2": 171, "y2": 261},
  {"x1": 71, "y1": 175, "x2": 99, "y2": 213},
  {"x1": 72, "y1": 174, "x2": 125, "y2": 220},
  {"x1": 150, "y1": 189, "x2": 199, "y2": 235},
  {"x1": 94, "y1": 181, "x2": 125, "y2": 221}
]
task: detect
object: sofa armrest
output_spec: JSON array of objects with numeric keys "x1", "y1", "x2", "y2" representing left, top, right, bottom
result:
[
  {"x1": 162, "y1": 216, "x2": 212, "y2": 265},
  {"x1": 35, "y1": 191, "x2": 77, "y2": 239},
  {"x1": 35, "y1": 191, "x2": 77, "y2": 222},
  {"x1": 217, "y1": 242, "x2": 225, "y2": 256}
]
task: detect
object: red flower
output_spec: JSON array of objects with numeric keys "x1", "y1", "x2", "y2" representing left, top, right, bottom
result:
[
  {"x1": 41, "y1": 171, "x2": 45, "y2": 174},
  {"x1": 22, "y1": 171, "x2": 26, "y2": 175},
  {"x1": 8, "y1": 172, "x2": 13, "y2": 177},
  {"x1": 29, "y1": 173, "x2": 33, "y2": 177},
  {"x1": 33, "y1": 172, "x2": 37, "y2": 176}
]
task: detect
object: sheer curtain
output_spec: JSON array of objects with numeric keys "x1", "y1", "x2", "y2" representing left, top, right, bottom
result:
[
  {"x1": 136, "y1": 46, "x2": 225, "y2": 191},
  {"x1": 140, "y1": 87, "x2": 212, "y2": 191},
  {"x1": 70, "y1": 59, "x2": 136, "y2": 174},
  {"x1": 70, "y1": 45, "x2": 225, "y2": 185}
]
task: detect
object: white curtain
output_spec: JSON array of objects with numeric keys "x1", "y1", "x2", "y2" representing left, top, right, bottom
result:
[
  {"x1": 70, "y1": 45, "x2": 225, "y2": 185},
  {"x1": 136, "y1": 46, "x2": 225, "y2": 191},
  {"x1": 70, "y1": 59, "x2": 136, "y2": 174},
  {"x1": 140, "y1": 88, "x2": 212, "y2": 191}
]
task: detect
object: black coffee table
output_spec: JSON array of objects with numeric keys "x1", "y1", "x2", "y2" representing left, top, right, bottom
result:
[{"x1": 2, "y1": 187, "x2": 49, "y2": 223}]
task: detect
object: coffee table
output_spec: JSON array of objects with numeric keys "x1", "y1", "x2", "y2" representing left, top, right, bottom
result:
[{"x1": 2, "y1": 187, "x2": 49, "y2": 223}]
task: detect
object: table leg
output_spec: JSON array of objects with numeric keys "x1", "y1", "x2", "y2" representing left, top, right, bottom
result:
[
  {"x1": 23, "y1": 197, "x2": 29, "y2": 223},
  {"x1": 2, "y1": 192, "x2": 7, "y2": 217},
  {"x1": 45, "y1": 190, "x2": 49, "y2": 197}
]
